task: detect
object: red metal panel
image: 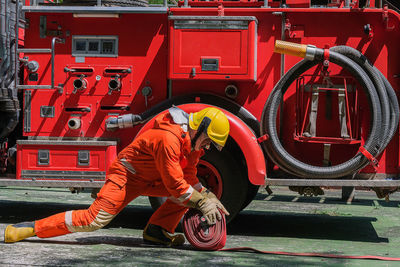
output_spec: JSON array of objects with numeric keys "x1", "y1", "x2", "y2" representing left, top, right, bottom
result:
[
  {"x1": 169, "y1": 19, "x2": 256, "y2": 80},
  {"x1": 16, "y1": 142, "x2": 117, "y2": 180},
  {"x1": 23, "y1": 13, "x2": 168, "y2": 140}
]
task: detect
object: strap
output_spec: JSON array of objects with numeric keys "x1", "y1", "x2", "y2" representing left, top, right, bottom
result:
[
  {"x1": 169, "y1": 105, "x2": 189, "y2": 132},
  {"x1": 338, "y1": 90, "x2": 350, "y2": 138},
  {"x1": 257, "y1": 134, "x2": 269, "y2": 143},
  {"x1": 303, "y1": 87, "x2": 319, "y2": 137},
  {"x1": 323, "y1": 48, "x2": 330, "y2": 61},
  {"x1": 358, "y1": 146, "x2": 379, "y2": 170},
  {"x1": 191, "y1": 117, "x2": 211, "y2": 150}
]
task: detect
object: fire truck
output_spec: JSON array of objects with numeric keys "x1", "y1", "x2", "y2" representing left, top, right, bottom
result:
[{"x1": 1, "y1": 0, "x2": 399, "y2": 221}]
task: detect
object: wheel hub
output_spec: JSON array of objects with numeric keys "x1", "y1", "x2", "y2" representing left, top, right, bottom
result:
[{"x1": 197, "y1": 160, "x2": 223, "y2": 198}]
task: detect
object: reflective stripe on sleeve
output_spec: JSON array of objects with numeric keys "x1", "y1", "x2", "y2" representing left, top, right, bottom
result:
[
  {"x1": 120, "y1": 158, "x2": 136, "y2": 175},
  {"x1": 193, "y1": 182, "x2": 204, "y2": 192},
  {"x1": 168, "y1": 185, "x2": 194, "y2": 204},
  {"x1": 178, "y1": 186, "x2": 194, "y2": 202}
]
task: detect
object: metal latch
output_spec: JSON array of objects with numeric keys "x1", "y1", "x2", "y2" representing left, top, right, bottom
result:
[
  {"x1": 38, "y1": 150, "x2": 49, "y2": 165},
  {"x1": 78, "y1": 150, "x2": 90, "y2": 166},
  {"x1": 201, "y1": 58, "x2": 219, "y2": 71}
]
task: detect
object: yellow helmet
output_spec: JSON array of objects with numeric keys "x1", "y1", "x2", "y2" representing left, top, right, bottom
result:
[{"x1": 189, "y1": 107, "x2": 230, "y2": 151}]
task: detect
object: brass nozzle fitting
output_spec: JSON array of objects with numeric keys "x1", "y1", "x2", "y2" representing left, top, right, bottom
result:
[{"x1": 274, "y1": 40, "x2": 318, "y2": 60}]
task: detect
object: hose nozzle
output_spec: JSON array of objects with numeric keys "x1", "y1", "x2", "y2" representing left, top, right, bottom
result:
[{"x1": 274, "y1": 40, "x2": 318, "y2": 60}]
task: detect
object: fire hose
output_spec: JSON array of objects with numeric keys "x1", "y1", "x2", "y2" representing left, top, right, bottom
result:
[
  {"x1": 182, "y1": 208, "x2": 400, "y2": 261},
  {"x1": 182, "y1": 208, "x2": 226, "y2": 250},
  {"x1": 260, "y1": 41, "x2": 399, "y2": 178}
]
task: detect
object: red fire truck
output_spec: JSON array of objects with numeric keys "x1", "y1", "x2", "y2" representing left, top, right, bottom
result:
[{"x1": 0, "y1": 0, "x2": 399, "y2": 221}]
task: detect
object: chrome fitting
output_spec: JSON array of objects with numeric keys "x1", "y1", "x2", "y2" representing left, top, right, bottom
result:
[
  {"x1": 117, "y1": 114, "x2": 135, "y2": 129},
  {"x1": 105, "y1": 114, "x2": 143, "y2": 131},
  {"x1": 305, "y1": 45, "x2": 317, "y2": 61},
  {"x1": 68, "y1": 118, "x2": 81, "y2": 130}
]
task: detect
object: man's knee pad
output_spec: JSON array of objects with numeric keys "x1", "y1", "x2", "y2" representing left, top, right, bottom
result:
[{"x1": 65, "y1": 209, "x2": 115, "y2": 233}]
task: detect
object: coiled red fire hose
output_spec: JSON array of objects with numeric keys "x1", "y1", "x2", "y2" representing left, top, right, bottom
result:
[
  {"x1": 182, "y1": 208, "x2": 226, "y2": 251},
  {"x1": 182, "y1": 209, "x2": 400, "y2": 261}
]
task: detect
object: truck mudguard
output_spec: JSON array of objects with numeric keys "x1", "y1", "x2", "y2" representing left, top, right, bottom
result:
[{"x1": 135, "y1": 103, "x2": 266, "y2": 186}]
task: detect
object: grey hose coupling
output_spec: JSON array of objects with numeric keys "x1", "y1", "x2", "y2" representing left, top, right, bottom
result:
[{"x1": 105, "y1": 114, "x2": 143, "y2": 131}]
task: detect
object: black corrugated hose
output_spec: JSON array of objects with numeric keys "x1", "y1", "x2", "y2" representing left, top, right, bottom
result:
[{"x1": 260, "y1": 46, "x2": 399, "y2": 179}]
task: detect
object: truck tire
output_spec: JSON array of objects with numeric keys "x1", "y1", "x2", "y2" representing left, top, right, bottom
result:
[
  {"x1": 241, "y1": 181, "x2": 259, "y2": 211},
  {"x1": 148, "y1": 147, "x2": 248, "y2": 223}
]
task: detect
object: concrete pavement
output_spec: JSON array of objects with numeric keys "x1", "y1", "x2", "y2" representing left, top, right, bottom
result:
[{"x1": 0, "y1": 186, "x2": 399, "y2": 266}]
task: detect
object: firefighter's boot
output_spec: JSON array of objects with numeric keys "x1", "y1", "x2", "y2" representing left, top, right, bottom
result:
[
  {"x1": 143, "y1": 224, "x2": 185, "y2": 246},
  {"x1": 4, "y1": 222, "x2": 36, "y2": 243}
]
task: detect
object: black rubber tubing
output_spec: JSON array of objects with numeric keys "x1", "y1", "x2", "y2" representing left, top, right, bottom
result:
[
  {"x1": 260, "y1": 47, "x2": 399, "y2": 179},
  {"x1": 330, "y1": 46, "x2": 399, "y2": 154}
]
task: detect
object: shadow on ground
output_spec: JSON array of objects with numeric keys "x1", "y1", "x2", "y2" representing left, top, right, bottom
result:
[
  {"x1": 19, "y1": 236, "x2": 329, "y2": 266},
  {"x1": 254, "y1": 193, "x2": 400, "y2": 208},
  {"x1": 0, "y1": 199, "x2": 387, "y2": 244},
  {"x1": 228, "y1": 210, "x2": 387, "y2": 243},
  {"x1": 23, "y1": 235, "x2": 171, "y2": 248}
]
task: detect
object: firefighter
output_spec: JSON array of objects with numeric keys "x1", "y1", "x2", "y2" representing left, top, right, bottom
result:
[{"x1": 4, "y1": 106, "x2": 230, "y2": 246}]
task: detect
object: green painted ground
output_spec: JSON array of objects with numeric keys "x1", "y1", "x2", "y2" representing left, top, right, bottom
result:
[{"x1": 0, "y1": 186, "x2": 399, "y2": 266}]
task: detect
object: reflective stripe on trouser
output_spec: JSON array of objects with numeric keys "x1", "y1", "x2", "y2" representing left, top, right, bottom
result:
[
  {"x1": 34, "y1": 177, "x2": 190, "y2": 238},
  {"x1": 34, "y1": 206, "x2": 115, "y2": 238},
  {"x1": 35, "y1": 179, "x2": 137, "y2": 238}
]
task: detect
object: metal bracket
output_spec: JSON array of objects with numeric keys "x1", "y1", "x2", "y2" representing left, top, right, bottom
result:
[
  {"x1": 17, "y1": 37, "x2": 64, "y2": 90},
  {"x1": 284, "y1": 19, "x2": 304, "y2": 39},
  {"x1": 382, "y1": 5, "x2": 395, "y2": 31}
]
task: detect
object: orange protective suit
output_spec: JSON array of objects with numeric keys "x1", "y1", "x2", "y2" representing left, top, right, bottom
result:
[{"x1": 35, "y1": 110, "x2": 204, "y2": 238}]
